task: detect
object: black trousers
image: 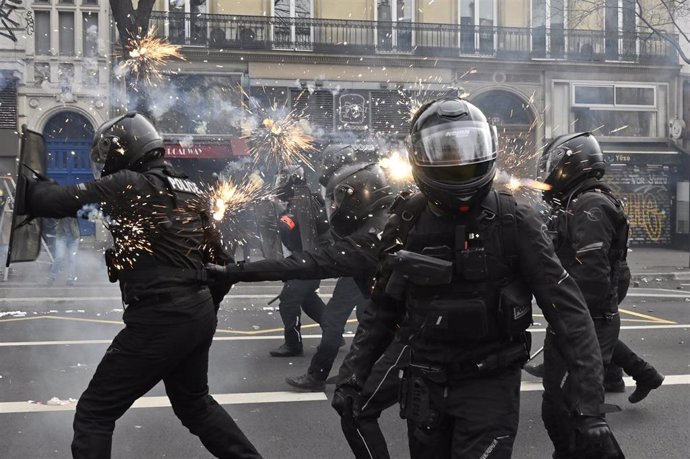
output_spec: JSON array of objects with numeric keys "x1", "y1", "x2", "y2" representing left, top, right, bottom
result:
[
  {"x1": 308, "y1": 277, "x2": 365, "y2": 381},
  {"x1": 71, "y1": 306, "x2": 262, "y2": 459},
  {"x1": 605, "y1": 339, "x2": 659, "y2": 384},
  {"x1": 406, "y1": 368, "x2": 521, "y2": 459},
  {"x1": 341, "y1": 339, "x2": 411, "y2": 459},
  {"x1": 277, "y1": 279, "x2": 325, "y2": 349},
  {"x1": 542, "y1": 314, "x2": 620, "y2": 457}
]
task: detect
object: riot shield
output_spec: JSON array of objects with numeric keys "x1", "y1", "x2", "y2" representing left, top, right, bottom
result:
[
  {"x1": 254, "y1": 199, "x2": 283, "y2": 260},
  {"x1": 5, "y1": 127, "x2": 47, "y2": 267},
  {"x1": 289, "y1": 185, "x2": 319, "y2": 252}
]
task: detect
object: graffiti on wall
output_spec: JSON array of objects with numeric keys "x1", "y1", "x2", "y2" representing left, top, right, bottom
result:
[
  {"x1": 0, "y1": 0, "x2": 21, "y2": 42},
  {"x1": 607, "y1": 169, "x2": 672, "y2": 245}
]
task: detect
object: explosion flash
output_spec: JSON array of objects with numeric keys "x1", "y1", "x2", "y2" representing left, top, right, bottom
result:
[
  {"x1": 118, "y1": 27, "x2": 185, "y2": 84},
  {"x1": 245, "y1": 113, "x2": 316, "y2": 170},
  {"x1": 209, "y1": 174, "x2": 269, "y2": 222},
  {"x1": 496, "y1": 170, "x2": 552, "y2": 192},
  {"x1": 379, "y1": 151, "x2": 414, "y2": 183}
]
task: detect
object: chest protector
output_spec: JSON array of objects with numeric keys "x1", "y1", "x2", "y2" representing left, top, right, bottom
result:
[{"x1": 380, "y1": 191, "x2": 532, "y2": 344}]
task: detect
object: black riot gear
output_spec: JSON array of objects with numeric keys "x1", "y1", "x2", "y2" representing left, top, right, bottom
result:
[
  {"x1": 321, "y1": 162, "x2": 393, "y2": 239},
  {"x1": 90, "y1": 112, "x2": 165, "y2": 179},
  {"x1": 274, "y1": 165, "x2": 306, "y2": 202},
  {"x1": 538, "y1": 132, "x2": 605, "y2": 204},
  {"x1": 407, "y1": 98, "x2": 498, "y2": 213}
]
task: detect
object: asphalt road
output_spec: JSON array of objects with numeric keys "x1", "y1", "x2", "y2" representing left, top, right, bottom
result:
[{"x1": 0, "y1": 280, "x2": 688, "y2": 459}]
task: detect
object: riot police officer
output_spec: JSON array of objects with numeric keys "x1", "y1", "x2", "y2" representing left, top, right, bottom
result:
[
  {"x1": 538, "y1": 132, "x2": 662, "y2": 456},
  {"x1": 333, "y1": 98, "x2": 619, "y2": 458},
  {"x1": 206, "y1": 159, "x2": 402, "y2": 456},
  {"x1": 269, "y1": 165, "x2": 330, "y2": 357},
  {"x1": 24, "y1": 113, "x2": 262, "y2": 459}
]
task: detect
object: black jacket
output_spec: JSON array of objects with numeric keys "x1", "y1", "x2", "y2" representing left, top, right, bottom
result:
[
  {"x1": 224, "y1": 207, "x2": 389, "y2": 296},
  {"x1": 550, "y1": 179, "x2": 630, "y2": 315},
  {"x1": 27, "y1": 164, "x2": 230, "y2": 324},
  {"x1": 341, "y1": 192, "x2": 605, "y2": 417}
]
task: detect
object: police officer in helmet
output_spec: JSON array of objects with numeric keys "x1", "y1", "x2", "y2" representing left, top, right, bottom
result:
[
  {"x1": 538, "y1": 132, "x2": 660, "y2": 457},
  {"x1": 334, "y1": 97, "x2": 618, "y2": 458},
  {"x1": 25, "y1": 113, "x2": 262, "y2": 459},
  {"x1": 269, "y1": 164, "x2": 330, "y2": 357}
]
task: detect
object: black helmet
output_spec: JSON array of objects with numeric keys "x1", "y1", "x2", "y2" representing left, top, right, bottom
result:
[
  {"x1": 407, "y1": 98, "x2": 498, "y2": 214},
  {"x1": 90, "y1": 112, "x2": 165, "y2": 179},
  {"x1": 538, "y1": 132, "x2": 605, "y2": 204},
  {"x1": 322, "y1": 162, "x2": 393, "y2": 239},
  {"x1": 274, "y1": 165, "x2": 306, "y2": 201}
]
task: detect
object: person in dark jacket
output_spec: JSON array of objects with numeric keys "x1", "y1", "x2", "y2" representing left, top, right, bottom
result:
[
  {"x1": 207, "y1": 160, "x2": 403, "y2": 456},
  {"x1": 269, "y1": 165, "x2": 330, "y2": 357},
  {"x1": 332, "y1": 98, "x2": 620, "y2": 459},
  {"x1": 24, "y1": 113, "x2": 262, "y2": 459},
  {"x1": 537, "y1": 132, "x2": 663, "y2": 457}
]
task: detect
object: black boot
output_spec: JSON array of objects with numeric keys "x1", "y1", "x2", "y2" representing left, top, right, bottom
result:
[
  {"x1": 285, "y1": 373, "x2": 325, "y2": 391},
  {"x1": 604, "y1": 364, "x2": 626, "y2": 393},
  {"x1": 523, "y1": 362, "x2": 544, "y2": 378},
  {"x1": 629, "y1": 371, "x2": 664, "y2": 403},
  {"x1": 270, "y1": 343, "x2": 303, "y2": 357}
]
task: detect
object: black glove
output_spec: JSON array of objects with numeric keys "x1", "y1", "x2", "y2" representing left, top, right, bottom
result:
[
  {"x1": 574, "y1": 416, "x2": 624, "y2": 458},
  {"x1": 332, "y1": 379, "x2": 362, "y2": 419},
  {"x1": 205, "y1": 263, "x2": 241, "y2": 281}
]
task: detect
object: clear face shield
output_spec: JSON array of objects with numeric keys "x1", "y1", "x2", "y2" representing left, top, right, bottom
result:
[
  {"x1": 90, "y1": 114, "x2": 126, "y2": 180},
  {"x1": 537, "y1": 145, "x2": 568, "y2": 182},
  {"x1": 408, "y1": 120, "x2": 497, "y2": 168},
  {"x1": 324, "y1": 182, "x2": 354, "y2": 221}
]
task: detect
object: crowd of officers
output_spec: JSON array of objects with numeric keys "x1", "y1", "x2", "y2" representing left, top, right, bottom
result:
[{"x1": 20, "y1": 96, "x2": 665, "y2": 459}]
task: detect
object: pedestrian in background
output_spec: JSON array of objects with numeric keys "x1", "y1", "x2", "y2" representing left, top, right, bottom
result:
[{"x1": 48, "y1": 217, "x2": 80, "y2": 286}]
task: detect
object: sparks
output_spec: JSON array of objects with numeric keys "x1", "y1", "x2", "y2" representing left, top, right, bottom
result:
[
  {"x1": 379, "y1": 150, "x2": 414, "y2": 183},
  {"x1": 244, "y1": 112, "x2": 316, "y2": 170},
  {"x1": 496, "y1": 170, "x2": 552, "y2": 192},
  {"x1": 208, "y1": 174, "x2": 269, "y2": 222},
  {"x1": 118, "y1": 27, "x2": 185, "y2": 84}
]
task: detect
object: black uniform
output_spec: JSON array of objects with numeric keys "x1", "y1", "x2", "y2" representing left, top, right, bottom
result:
[
  {"x1": 543, "y1": 179, "x2": 654, "y2": 455},
  {"x1": 27, "y1": 164, "x2": 262, "y2": 459},
  {"x1": 272, "y1": 193, "x2": 330, "y2": 354},
  {"x1": 342, "y1": 191, "x2": 605, "y2": 459}
]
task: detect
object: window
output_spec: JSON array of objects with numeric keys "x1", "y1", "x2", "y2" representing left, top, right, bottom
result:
[
  {"x1": 532, "y1": 0, "x2": 564, "y2": 58},
  {"x1": 571, "y1": 83, "x2": 659, "y2": 137},
  {"x1": 376, "y1": 0, "x2": 414, "y2": 52},
  {"x1": 59, "y1": 11, "x2": 75, "y2": 56},
  {"x1": 35, "y1": 11, "x2": 51, "y2": 55},
  {"x1": 459, "y1": 0, "x2": 495, "y2": 54},
  {"x1": 82, "y1": 12, "x2": 98, "y2": 57},
  {"x1": 605, "y1": 0, "x2": 637, "y2": 59},
  {"x1": 84, "y1": 0, "x2": 99, "y2": 4},
  {"x1": 273, "y1": 0, "x2": 313, "y2": 50}
]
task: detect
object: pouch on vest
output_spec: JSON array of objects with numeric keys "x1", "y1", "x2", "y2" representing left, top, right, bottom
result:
[
  {"x1": 458, "y1": 247, "x2": 488, "y2": 281},
  {"x1": 498, "y1": 279, "x2": 533, "y2": 335},
  {"x1": 420, "y1": 298, "x2": 488, "y2": 341},
  {"x1": 399, "y1": 365, "x2": 445, "y2": 428}
]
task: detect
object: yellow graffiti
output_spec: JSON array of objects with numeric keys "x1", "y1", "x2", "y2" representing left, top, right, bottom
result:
[{"x1": 619, "y1": 193, "x2": 664, "y2": 242}]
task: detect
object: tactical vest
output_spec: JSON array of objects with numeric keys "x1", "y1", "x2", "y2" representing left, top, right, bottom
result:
[
  {"x1": 378, "y1": 190, "x2": 532, "y2": 344},
  {"x1": 115, "y1": 167, "x2": 208, "y2": 285}
]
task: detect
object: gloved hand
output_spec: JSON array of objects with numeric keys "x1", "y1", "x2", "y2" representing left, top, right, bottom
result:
[
  {"x1": 574, "y1": 416, "x2": 624, "y2": 458},
  {"x1": 205, "y1": 263, "x2": 241, "y2": 281},
  {"x1": 332, "y1": 382, "x2": 362, "y2": 419}
]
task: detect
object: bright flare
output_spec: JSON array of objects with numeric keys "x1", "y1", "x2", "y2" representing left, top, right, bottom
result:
[
  {"x1": 118, "y1": 27, "x2": 185, "y2": 84},
  {"x1": 210, "y1": 174, "x2": 267, "y2": 222},
  {"x1": 246, "y1": 113, "x2": 316, "y2": 170},
  {"x1": 379, "y1": 151, "x2": 414, "y2": 183}
]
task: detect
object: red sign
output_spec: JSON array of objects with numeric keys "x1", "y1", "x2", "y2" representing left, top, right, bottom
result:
[{"x1": 165, "y1": 143, "x2": 233, "y2": 159}]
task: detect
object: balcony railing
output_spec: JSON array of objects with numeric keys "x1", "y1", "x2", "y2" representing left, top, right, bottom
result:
[{"x1": 149, "y1": 12, "x2": 678, "y2": 65}]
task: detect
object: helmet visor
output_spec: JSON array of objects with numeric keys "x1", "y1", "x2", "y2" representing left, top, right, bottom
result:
[
  {"x1": 325, "y1": 183, "x2": 354, "y2": 220},
  {"x1": 537, "y1": 145, "x2": 568, "y2": 181},
  {"x1": 408, "y1": 121, "x2": 497, "y2": 167}
]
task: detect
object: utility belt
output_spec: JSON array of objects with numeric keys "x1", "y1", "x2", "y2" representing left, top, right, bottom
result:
[{"x1": 398, "y1": 339, "x2": 530, "y2": 428}]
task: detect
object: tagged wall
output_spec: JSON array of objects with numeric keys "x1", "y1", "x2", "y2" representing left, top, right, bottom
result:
[{"x1": 604, "y1": 153, "x2": 680, "y2": 245}]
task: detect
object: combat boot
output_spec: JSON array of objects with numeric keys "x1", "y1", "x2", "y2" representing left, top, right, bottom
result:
[
  {"x1": 286, "y1": 373, "x2": 325, "y2": 391},
  {"x1": 523, "y1": 362, "x2": 544, "y2": 378},
  {"x1": 269, "y1": 343, "x2": 303, "y2": 357},
  {"x1": 629, "y1": 371, "x2": 664, "y2": 403}
]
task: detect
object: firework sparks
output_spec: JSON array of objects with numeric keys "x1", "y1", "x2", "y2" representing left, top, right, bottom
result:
[
  {"x1": 496, "y1": 170, "x2": 552, "y2": 192},
  {"x1": 379, "y1": 150, "x2": 414, "y2": 183},
  {"x1": 118, "y1": 27, "x2": 185, "y2": 84},
  {"x1": 245, "y1": 113, "x2": 316, "y2": 170},
  {"x1": 209, "y1": 174, "x2": 269, "y2": 222}
]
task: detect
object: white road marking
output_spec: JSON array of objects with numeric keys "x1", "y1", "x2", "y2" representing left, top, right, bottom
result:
[
  {"x1": 0, "y1": 294, "x2": 335, "y2": 302},
  {"x1": 0, "y1": 391, "x2": 327, "y2": 414},
  {"x1": 1, "y1": 376, "x2": 689, "y2": 414},
  {"x1": 520, "y1": 374, "x2": 690, "y2": 392},
  {"x1": 0, "y1": 324, "x2": 687, "y2": 347}
]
